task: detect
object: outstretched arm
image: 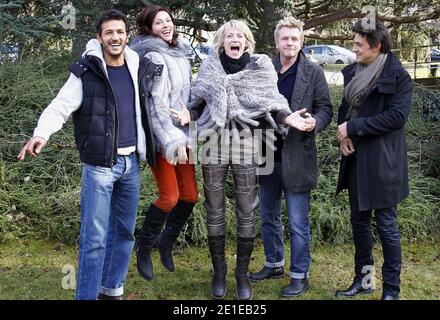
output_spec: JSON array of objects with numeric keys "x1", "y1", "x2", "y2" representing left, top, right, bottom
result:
[{"x1": 17, "y1": 73, "x2": 83, "y2": 160}]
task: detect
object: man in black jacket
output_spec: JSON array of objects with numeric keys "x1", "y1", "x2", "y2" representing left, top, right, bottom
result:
[
  {"x1": 18, "y1": 9, "x2": 157, "y2": 300},
  {"x1": 335, "y1": 20, "x2": 412, "y2": 300},
  {"x1": 249, "y1": 17, "x2": 332, "y2": 297}
]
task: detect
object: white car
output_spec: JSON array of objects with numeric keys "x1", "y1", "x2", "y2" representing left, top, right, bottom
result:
[{"x1": 303, "y1": 45, "x2": 356, "y2": 65}]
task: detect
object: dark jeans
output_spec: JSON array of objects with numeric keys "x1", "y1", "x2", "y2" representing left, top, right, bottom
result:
[{"x1": 347, "y1": 157, "x2": 402, "y2": 296}]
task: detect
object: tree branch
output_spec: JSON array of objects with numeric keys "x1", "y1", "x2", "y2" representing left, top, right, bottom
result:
[
  {"x1": 377, "y1": 8, "x2": 440, "y2": 23},
  {"x1": 137, "y1": 0, "x2": 152, "y2": 7},
  {"x1": 304, "y1": 9, "x2": 363, "y2": 30},
  {"x1": 305, "y1": 33, "x2": 353, "y2": 41},
  {"x1": 174, "y1": 18, "x2": 218, "y2": 32},
  {"x1": 304, "y1": 7, "x2": 440, "y2": 30}
]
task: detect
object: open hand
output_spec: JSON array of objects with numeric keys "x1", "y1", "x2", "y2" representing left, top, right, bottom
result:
[
  {"x1": 17, "y1": 137, "x2": 47, "y2": 160},
  {"x1": 169, "y1": 100, "x2": 191, "y2": 126},
  {"x1": 285, "y1": 108, "x2": 315, "y2": 132}
]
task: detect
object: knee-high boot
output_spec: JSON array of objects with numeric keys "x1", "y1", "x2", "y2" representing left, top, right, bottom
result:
[
  {"x1": 135, "y1": 204, "x2": 167, "y2": 281},
  {"x1": 208, "y1": 235, "x2": 227, "y2": 299},
  {"x1": 155, "y1": 200, "x2": 195, "y2": 272},
  {"x1": 235, "y1": 237, "x2": 255, "y2": 300}
]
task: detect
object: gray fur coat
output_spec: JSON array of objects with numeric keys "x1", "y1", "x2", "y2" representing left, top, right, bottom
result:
[
  {"x1": 189, "y1": 53, "x2": 291, "y2": 135},
  {"x1": 130, "y1": 35, "x2": 192, "y2": 162}
]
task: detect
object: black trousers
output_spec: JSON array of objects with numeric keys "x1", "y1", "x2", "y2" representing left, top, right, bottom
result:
[{"x1": 346, "y1": 157, "x2": 402, "y2": 296}]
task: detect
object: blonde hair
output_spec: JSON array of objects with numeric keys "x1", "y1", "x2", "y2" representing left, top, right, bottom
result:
[
  {"x1": 212, "y1": 20, "x2": 256, "y2": 56},
  {"x1": 274, "y1": 17, "x2": 305, "y2": 43}
]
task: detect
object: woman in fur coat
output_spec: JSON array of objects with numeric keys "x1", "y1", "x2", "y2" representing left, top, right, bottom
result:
[
  {"x1": 130, "y1": 5, "x2": 198, "y2": 282},
  {"x1": 176, "y1": 20, "x2": 314, "y2": 300}
]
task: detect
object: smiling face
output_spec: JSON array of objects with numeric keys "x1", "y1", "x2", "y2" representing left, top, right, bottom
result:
[
  {"x1": 151, "y1": 10, "x2": 174, "y2": 43},
  {"x1": 276, "y1": 26, "x2": 302, "y2": 61},
  {"x1": 223, "y1": 27, "x2": 246, "y2": 59},
  {"x1": 353, "y1": 33, "x2": 381, "y2": 65},
  {"x1": 97, "y1": 19, "x2": 128, "y2": 65}
]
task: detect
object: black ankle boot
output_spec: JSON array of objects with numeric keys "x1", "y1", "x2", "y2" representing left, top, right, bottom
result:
[
  {"x1": 155, "y1": 200, "x2": 195, "y2": 272},
  {"x1": 208, "y1": 235, "x2": 227, "y2": 299},
  {"x1": 136, "y1": 204, "x2": 167, "y2": 281},
  {"x1": 335, "y1": 280, "x2": 374, "y2": 297},
  {"x1": 235, "y1": 237, "x2": 255, "y2": 300},
  {"x1": 249, "y1": 266, "x2": 285, "y2": 282},
  {"x1": 281, "y1": 278, "x2": 309, "y2": 297}
]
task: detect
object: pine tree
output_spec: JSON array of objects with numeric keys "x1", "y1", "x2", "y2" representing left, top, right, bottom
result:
[{"x1": 0, "y1": 0, "x2": 65, "y2": 51}]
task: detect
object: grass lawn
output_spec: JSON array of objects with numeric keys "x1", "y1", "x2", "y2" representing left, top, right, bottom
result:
[{"x1": 0, "y1": 238, "x2": 438, "y2": 300}]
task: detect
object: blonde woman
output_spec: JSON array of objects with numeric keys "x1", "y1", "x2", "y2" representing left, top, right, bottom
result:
[{"x1": 177, "y1": 20, "x2": 312, "y2": 300}]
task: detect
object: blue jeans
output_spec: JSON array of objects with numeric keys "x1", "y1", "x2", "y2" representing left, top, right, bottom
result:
[
  {"x1": 76, "y1": 154, "x2": 140, "y2": 300},
  {"x1": 259, "y1": 162, "x2": 311, "y2": 279}
]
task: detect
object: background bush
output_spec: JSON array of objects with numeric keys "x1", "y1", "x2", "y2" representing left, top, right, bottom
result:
[{"x1": 0, "y1": 54, "x2": 439, "y2": 245}]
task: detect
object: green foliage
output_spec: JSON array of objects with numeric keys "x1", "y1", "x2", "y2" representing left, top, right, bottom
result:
[
  {"x1": 399, "y1": 29, "x2": 429, "y2": 61},
  {"x1": 2, "y1": 1, "x2": 438, "y2": 59},
  {"x1": 407, "y1": 84, "x2": 440, "y2": 178},
  {"x1": 0, "y1": 0, "x2": 66, "y2": 53},
  {"x1": 0, "y1": 52, "x2": 80, "y2": 243},
  {"x1": 0, "y1": 54, "x2": 439, "y2": 246}
]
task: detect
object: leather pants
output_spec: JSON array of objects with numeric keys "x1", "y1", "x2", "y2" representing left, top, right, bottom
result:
[{"x1": 202, "y1": 163, "x2": 258, "y2": 238}]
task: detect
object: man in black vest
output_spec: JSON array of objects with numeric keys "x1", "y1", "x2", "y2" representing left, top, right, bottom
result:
[
  {"x1": 18, "y1": 9, "x2": 156, "y2": 300},
  {"x1": 335, "y1": 20, "x2": 412, "y2": 300}
]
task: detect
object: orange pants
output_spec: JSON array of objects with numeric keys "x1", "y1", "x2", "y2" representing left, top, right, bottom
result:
[{"x1": 150, "y1": 153, "x2": 198, "y2": 212}]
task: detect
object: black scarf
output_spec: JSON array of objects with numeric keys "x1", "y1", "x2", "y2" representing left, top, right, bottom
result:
[{"x1": 220, "y1": 51, "x2": 250, "y2": 74}]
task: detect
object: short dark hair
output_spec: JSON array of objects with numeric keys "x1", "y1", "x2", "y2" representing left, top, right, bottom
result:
[
  {"x1": 352, "y1": 19, "x2": 393, "y2": 53},
  {"x1": 136, "y1": 5, "x2": 178, "y2": 47},
  {"x1": 96, "y1": 9, "x2": 128, "y2": 35}
]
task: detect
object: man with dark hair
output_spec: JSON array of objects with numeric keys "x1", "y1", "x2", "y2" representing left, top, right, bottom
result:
[
  {"x1": 95, "y1": 9, "x2": 129, "y2": 34},
  {"x1": 18, "y1": 9, "x2": 157, "y2": 300},
  {"x1": 335, "y1": 20, "x2": 412, "y2": 300}
]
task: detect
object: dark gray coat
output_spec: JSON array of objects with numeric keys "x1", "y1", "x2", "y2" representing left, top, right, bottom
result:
[
  {"x1": 274, "y1": 51, "x2": 333, "y2": 192},
  {"x1": 336, "y1": 52, "x2": 412, "y2": 211}
]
